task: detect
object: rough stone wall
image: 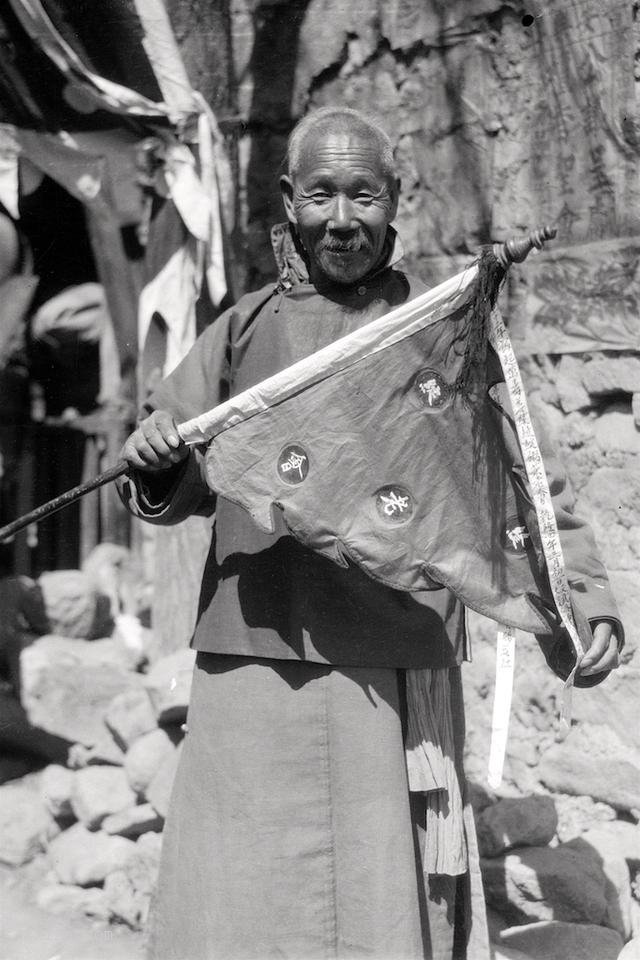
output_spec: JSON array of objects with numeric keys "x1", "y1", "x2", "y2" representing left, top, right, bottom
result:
[
  {"x1": 231, "y1": 0, "x2": 639, "y2": 283},
  {"x1": 229, "y1": 0, "x2": 640, "y2": 802}
]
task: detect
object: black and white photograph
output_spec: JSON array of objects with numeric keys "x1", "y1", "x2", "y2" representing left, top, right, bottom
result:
[{"x1": 0, "y1": 1, "x2": 638, "y2": 958}]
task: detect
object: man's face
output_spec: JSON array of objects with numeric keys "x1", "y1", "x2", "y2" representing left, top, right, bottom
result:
[{"x1": 280, "y1": 130, "x2": 399, "y2": 286}]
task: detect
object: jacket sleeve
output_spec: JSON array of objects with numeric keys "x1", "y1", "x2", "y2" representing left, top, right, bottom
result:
[
  {"x1": 489, "y1": 375, "x2": 624, "y2": 687},
  {"x1": 117, "y1": 303, "x2": 235, "y2": 525},
  {"x1": 118, "y1": 447, "x2": 214, "y2": 526}
]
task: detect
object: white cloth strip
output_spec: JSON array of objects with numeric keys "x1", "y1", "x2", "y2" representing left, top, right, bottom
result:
[
  {"x1": 487, "y1": 626, "x2": 516, "y2": 789},
  {"x1": 10, "y1": 0, "x2": 177, "y2": 118},
  {"x1": 405, "y1": 669, "x2": 468, "y2": 875},
  {"x1": 178, "y1": 264, "x2": 478, "y2": 445},
  {"x1": 488, "y1": 308, "x2": 585, "y2": 727},
  {"x1": 132, "y1": 0, "x2": 195, "y2": 118},
  {"x1": 196, "y1": 99, "x2": 228, "y2": 306},
  {"x1": 0, "y1": 125, "x2": 19, "y2": 219}
]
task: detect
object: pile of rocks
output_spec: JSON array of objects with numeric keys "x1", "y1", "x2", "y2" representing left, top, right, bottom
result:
[
  {"x1": 473, "y1": 791, "x2": 640, "y2": 959},
  {"x1": 0, "y1": 557, "x2": 193, "y2": 932},
  {"x1": 459, "y1": 348, "x2": 640, "y2": 958},
  {"x1": 1, "y1": 492, "x2": 638, "y2": 957},
  {"x1": 465, "y1": 607, "x2": 640, "y2": 958}
]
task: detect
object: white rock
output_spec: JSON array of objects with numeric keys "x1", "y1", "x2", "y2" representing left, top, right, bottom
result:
[
  {"x1": 618, "y1": 937, "x2": 640, "y2": 959},
  {"x1": 583, "y1": 355, "x2": 640, "y2": 396},
  {"x1": 111, "y1": 613, "x2": 151, "y2": 669},
  {"x1": 608, "y1": 571, "x2": 640, "y2": 663},
  {"x1": 48, "y1": 822, "x2": 136, "y2": 886},
  {"x1": 68, "y1": 724, "x2": 125, "y2": 768},
  {"x1": 572, "y1": 667, "x2": 640, "y2": 753},
  {"x1": 20, "y1": 635, "x2": 142, "y2": 745},
  {"x1": 146, "y1": 740, "x2": 183, "y2": 817},
  {"x1": 0, "y1": 773, "x2": 59, "y2": 865},
  {"x1": 556, "y1": 355, "x2": 591, "y2": 412},
  {"x1": 124, "y1": 727, "x2": 176, "y2": 796},
  {"x1": 36, "y1": 882, "x2": 110, "y2": 919},
  {"x1": 581, "y1": 820, "x2": 640, "y2": 864},
  {"x1": 576, "y1": 467, "x2": 640, "y2": 574},
  {"x1": 594, "y1": 406, "x2": 640, "y2": 455},
  {"x1": 553, "y1": 793, "x2": 617, "y2": 842},
  {"x1": 104, "y1": 687, "x2": 158, "y2": 750},
  {"x1": 71, "y1": 766, "x2": 137, "y2": 829},
  {"x1": 82, "y1": 542, "x2": 147, "y2": 620},
  {"x1": 83, "y1": 727, "x2": 126, "y2": 766},
  {"x1": 538, "y1": 722, "x2": 640, "y2": 812},
  {"x1": 103, "y1": 830, "x2": 163, "y2": 930},
  {"x1": 38, "y1": 569, "x2": 110, "y2": 639},
  {"x1": 144, "y1": 649, "x2": 195, "y2": 724},
  {"x1": 82, "y1": 543, "x2": 131, "y2": 614},
  {"x1": 41, "y1": 764, "x2": 75, "y2": 819}
]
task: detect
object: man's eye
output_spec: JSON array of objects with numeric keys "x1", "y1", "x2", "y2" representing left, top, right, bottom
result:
[
  {"x1": 355, "y1": 193, "x2": 374, "y2": 204},
  {"x1": 310, "y1": 193, "x2": 330, "y2": 203}
]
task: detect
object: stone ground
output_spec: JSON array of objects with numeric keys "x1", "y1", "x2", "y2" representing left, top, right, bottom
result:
[{"x1": 0, "y1": 863, "x2": 144, "y2": 960}]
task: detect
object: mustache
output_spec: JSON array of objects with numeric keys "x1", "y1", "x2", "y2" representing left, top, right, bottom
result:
[{"x1": 319, "y1": 234, "x2": 372, "y2": 253}]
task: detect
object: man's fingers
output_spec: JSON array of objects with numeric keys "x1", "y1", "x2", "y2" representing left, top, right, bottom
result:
[
  {"x1": 120, "y1": 411, "x2": 187, "y2": 472},
  {"x1": 580, "y1": 622, "x2": 618, "y2": 675},
  {"x1": 121, "y1": 440, "x2": 148, "y2": 470},
  {"x1": 121, "y1": 433, "x2": 164, "y2": 470},
  {"x1": 152, "y1": 411, "x2": 182, "y2": 448},
  {"x1": 581, "y1": 622, "x2": 611, "y2": 665},
  {"x1": 120, "y1": 411, "x2": 188, "y2": 472},
  {"x1": 143, "y1": 413, "x2": 186, "y2": 462},
  {"x1": 142, "y1": 420, "x2": 178, "y2": 459},
  {"x1": 580, "y1": 637, "x2": 619, "y2": 675}
]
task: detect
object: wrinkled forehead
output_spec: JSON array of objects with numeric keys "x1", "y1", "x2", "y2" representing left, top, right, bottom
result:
[{"x1": 294, "y1": 128, "x2": 392, "y2": 185}]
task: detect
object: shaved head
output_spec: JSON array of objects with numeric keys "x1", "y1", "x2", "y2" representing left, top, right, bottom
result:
[
  {"x1": 287, "y1": 107, "x2": 395, "y2": 183},
  {"x1": 280, "y1": 109, "x2": 399, "y2": 286}
]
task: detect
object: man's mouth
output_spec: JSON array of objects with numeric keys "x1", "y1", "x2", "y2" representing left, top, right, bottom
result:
[{"x1": 320, "y1": 241, "x2": 370, "y2": 255}]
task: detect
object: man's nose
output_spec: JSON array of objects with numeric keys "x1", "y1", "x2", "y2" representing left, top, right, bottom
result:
[{"x1": 328, "y1": 195, "x2": 357, "y2": 232}]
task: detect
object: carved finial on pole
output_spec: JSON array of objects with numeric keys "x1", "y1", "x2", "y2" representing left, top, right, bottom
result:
[{"x1": 492, "y1": 225, "x2": 557, "y2": 269}]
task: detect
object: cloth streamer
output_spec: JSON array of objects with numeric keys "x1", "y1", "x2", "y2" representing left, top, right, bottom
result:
[
  {"x1": 9, "y1": 0, "x2": 171, "y2": 117},
  {"x1": 405, "y1": 668, "x2": 468, "y2": 875},
  {"x1": 9, "y1": 0, "x2": 229, "y2": 310}
]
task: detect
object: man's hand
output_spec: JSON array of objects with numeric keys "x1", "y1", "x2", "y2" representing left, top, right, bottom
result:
[
  {"x1": 120, "y1": 411, "x2": 188, "y2": 472},
  {"x1": 579, "y1": 620, "x2": 620, "y2": 676}
]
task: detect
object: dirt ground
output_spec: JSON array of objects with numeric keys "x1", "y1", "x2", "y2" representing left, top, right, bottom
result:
[{"x1": 0, "y1": 864, "x2": 144, "y2": 960}]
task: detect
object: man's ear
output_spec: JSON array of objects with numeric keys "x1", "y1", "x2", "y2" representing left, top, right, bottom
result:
[{"x1": 280, "y1": 175, "x2": 297, "y2": 225}]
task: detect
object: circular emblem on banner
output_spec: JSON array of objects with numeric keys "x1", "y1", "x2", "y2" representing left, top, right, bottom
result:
[
  {"x1": 502, "y1": 515, "x2": 532, "y2": 556},
  {"x1": 374, "y1": 485, "x2": 414, "y2": 523},
  {"x1": 414, "y1": 369, "x2": 451, "y2": 410},
  {"x1": 277, "y1": 444, "x2": 309, "y2": 485}
]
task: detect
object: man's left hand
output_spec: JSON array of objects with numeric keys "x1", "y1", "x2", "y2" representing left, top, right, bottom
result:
[{"x1": 579, "y1": 620, "x2": 620, "y2": 676}]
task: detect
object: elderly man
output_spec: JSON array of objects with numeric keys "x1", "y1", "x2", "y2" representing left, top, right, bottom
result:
[{"x1": 120, "y1": 107, "x2": 621, "y2": 960}]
